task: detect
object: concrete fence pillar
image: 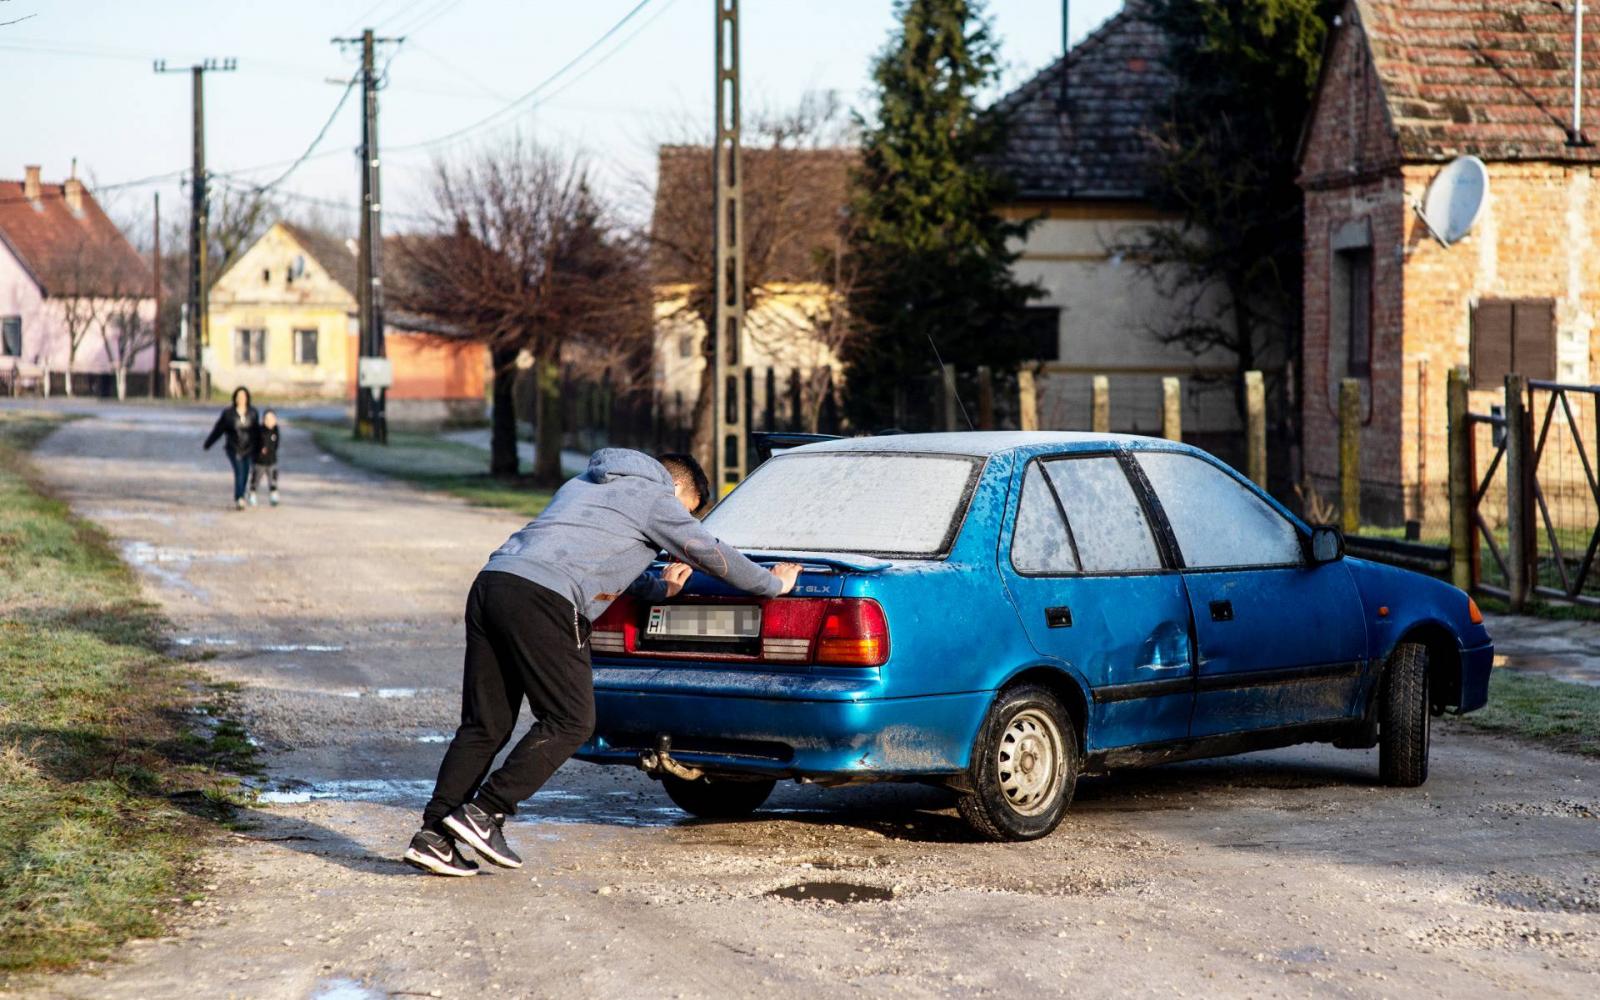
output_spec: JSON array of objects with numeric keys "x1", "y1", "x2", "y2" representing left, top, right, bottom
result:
[
  {"x1": 1017, "y1": 369, "x2": 1039, "y2": 431},
  {"x1": 1339, "y1": 378, "x2": 1362, "y2": 535},
  {"x1": 1162, "y1": 376, "x2": 1181, "y2": 442},
  {"x1": 1245, "y1": 370, "x2": 1266, "y2": 488},
  {"x1": 1091, "y1": 375, "x2": 1110, "y2": 433},
  {"x1": 1447, "y1": 366, "x2": 1473, "y2": 591}
]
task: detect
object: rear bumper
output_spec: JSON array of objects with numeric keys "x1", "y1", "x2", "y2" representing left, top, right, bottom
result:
[
  {"x1": 1456, "y1": 641, "x2": 1494, "y2": 714},
  {"x1": 574, "y1": 665, "x2": 989, "y2": 778}
]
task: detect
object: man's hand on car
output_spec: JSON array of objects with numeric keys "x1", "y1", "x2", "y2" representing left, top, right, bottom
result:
[
  {"x1": 770, "y1": 562, "x2": 802, "y2": 595},
  {"x1": 661, "y1": 561, "x2": 693, "y2": 598}
]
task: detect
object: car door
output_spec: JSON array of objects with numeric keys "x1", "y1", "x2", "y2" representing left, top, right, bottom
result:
[
  {"x1": 999, "y1": 453, "x2": 1195, "y2": 751},
  {"x1": 1133, "y1": 451, "x2": 1368, "y2": 738}
]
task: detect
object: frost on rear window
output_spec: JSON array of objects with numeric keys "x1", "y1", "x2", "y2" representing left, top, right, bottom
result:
[
  {"x1": 1012, "y1": 462, "x2": 1078, "y2": 573},
  {"x1": 705, "y1": 453, "x2": 978, "y2": 555},
  {"x1": 1137, "y1": 452, "x2": 1302, "y2": 568}
]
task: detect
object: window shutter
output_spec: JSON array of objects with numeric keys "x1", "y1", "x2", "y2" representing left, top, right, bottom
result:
[
  {"x1": 1471, "y1": 301, "x2": 1513, "y2": 390},
  {"x1": 1512, "y1": 300, "x2": 1556, "y2": 381}
]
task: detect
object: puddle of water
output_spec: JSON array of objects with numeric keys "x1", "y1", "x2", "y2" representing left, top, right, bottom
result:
[
  {"x1": 415, "y1": 733, "x2": 451, "y2": 743},
  {"x1": 172, "y1": 636, "x2": 243, "y2": 647},
  {"x1": 1275, "y1": 946, "x2": 1329, "y2": 964},
  {"x1": 261, "y1": 643, "x2": 344, "y2": 653},
  {"x1": 310, "y1": 979, "x2": 386, "y2": 1000},
  {"x1": 376, "y1": 687, "x2": 421, "y2": 699},
  {"x1": 768, "y1": 881, "x2": 894, "y2": 903},
  {"x1": 258, "y1": 779, "x2": 435, "y2": 805}
]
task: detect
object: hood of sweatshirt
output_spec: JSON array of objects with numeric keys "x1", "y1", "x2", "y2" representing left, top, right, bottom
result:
[{"x1": 585, "y1": 448, "x2": 673, "y2": 489}]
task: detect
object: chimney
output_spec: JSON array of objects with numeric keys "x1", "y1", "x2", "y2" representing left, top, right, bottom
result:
[
  {"x1": 23, "y1": 165, "x2": 40, "y2": 202},
  {"x1": 64, "y1": 158, "x2": 83, "y2": 215}
]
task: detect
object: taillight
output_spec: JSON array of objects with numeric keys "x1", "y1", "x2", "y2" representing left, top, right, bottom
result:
[
  {"x1": 591, "y1": 594, "x2": 639, "y2": 654},
  {"x1": 813, "y1": 599, "x2": 889, "y2": 666}
]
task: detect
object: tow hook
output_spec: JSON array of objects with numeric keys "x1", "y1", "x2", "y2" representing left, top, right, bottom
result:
[{"x1": 637, "y1": 734, "x2": 705, "y2": 782}]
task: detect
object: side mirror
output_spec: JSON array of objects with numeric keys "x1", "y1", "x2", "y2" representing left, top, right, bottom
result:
[{"x1": 1310, "y1": 524, "x2": 1345, "y2": 564}]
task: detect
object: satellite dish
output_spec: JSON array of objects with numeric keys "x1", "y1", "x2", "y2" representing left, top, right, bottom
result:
[{"x1": 1420, "y1": 155, "x2": 1489, "y2": 245}]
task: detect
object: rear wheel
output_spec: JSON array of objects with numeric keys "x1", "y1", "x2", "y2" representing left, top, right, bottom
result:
[
  {"x1": 1378, "y1": 642, "x2": 1430, "y2": 787},
  {"x1": 660, "y1": 774, "x2": 776, "y2": 819},
  {"x1": 957, "y1": 685, "x2": 1077, "y2": 841}
]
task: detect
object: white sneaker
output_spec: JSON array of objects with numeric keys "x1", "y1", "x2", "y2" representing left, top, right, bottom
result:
[
  {"x1": 235, "y1": 498, "x2": 247, "y2": 510},
  {"x1": 269, "y1": 490, "x2": 280, "y2": 507},
  {"x1": 247, "y1": 491, "x2": 258, "y2": 507}
]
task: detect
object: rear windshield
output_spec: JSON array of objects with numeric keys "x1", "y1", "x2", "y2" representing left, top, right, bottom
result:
[{"x1": 704, "y1": 452, "x2": 981, "y2": 557}]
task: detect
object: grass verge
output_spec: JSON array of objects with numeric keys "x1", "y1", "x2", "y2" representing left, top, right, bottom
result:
[
  {"x1": 0, "y1": 411, "x2": 254, "y2": 975},
  {"x1": 1454, "y1": 668, "x2": 1600, "y2": 757},
  {"x1": 306, "y1": 421, "x2": 555, "y2": 519}
]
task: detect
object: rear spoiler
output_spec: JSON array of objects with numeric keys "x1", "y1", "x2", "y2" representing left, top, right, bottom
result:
[
  {"x1": 653, "y1": 552, "x2": 892, "y2": 574},
  {"x1": 752, "y1": 431, "x2": 842, "y2": 466}
]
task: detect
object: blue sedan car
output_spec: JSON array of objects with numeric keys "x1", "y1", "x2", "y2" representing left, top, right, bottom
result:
[{"x1": 577, "y1": 433, "x2": 1493, "y2": 841}]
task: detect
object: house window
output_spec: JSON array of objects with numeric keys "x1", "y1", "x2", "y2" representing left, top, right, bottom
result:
[
  {"x1": 293, "y1": 328, "x2": 319, "y2": 366},
  {"x1": 235, "y1": 328, "x2": 266, "y2": 366},
  {"x1": 1, "y1": 316, "x2": 19, "y2": 357},
  {"x1": 1472, "y1": 299, "x2": 1555, "y2": 389},
  {"x1": 1022, "y1": 307, "x2": 1061, "y2": 361},
  {"x1": 1339, "y1": 248, "x2": 1373, "y2": 377}
]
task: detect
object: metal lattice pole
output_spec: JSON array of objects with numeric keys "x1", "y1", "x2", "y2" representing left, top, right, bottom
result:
[{"x1": 712, "y1": 0, "x2": 746, "y2": 492}]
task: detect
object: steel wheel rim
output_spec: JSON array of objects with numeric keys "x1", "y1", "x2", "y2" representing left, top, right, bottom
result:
[{"x1": 996, "y1": 707, "x2": 1064, "y2": 817}]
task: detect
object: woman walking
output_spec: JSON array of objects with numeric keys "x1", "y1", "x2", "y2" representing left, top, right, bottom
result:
[{"x1": 203, "y1": 387, "x2": 261, "y2": 510}]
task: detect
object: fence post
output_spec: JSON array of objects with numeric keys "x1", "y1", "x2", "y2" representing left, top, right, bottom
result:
[
  {"x1": 1245, "y1": 370, "x2": 1266, "y2": 488},
  {"x1": 1504, "y1": 372, "x2": 1531, "y2": 611},
  {"x1": 1162, "y1": 376, "x2": 1181, "y2": 442},
  {"x1": 941, "y1": 366, "x2": 960, "y2": 431},
  {"x1": 976, "y1": 365, "x2": 995, "y2": 430},
  {"x1": 1091, "y1": 375, "x2": 1110, "y2": 433},
  {"x1": 788, "y1": 369, "x2": 803, "y2": 431},
  {"x1": 1447, "y1": 366, "x2": 1472, "y2": 591},
  {"x1": 1340, "y1": 378, "x2": 1361, "y2": 535},
  {"x1": 764, "y1": 366, "x2": 776, "y2": 431},
  {"x1": 1018, "y1": 369, "x2": 1039, "y2": 431}
]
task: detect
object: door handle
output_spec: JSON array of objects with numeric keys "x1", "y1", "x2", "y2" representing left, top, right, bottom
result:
[
  {"x1": 1045, "y1": 606, "x2": 1073, "y2": 628},
  {"x1": 1209, "y1": 600, "x2": 1234, "y2": 622}
]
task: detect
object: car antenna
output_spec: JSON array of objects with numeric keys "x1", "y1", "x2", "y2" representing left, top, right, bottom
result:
[{"x1": 927, "y1": 334, "x2": 976, "y2": 432}]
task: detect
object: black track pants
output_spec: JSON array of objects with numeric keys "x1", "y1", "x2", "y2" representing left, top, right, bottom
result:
[{"x1": 422, "y1": 571, "x2": 595, "y2": 829}]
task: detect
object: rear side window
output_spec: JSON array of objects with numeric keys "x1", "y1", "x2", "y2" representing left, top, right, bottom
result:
[
  {"x1": 1137, "y1": 452, "x2": 1303, "y2": 568},
  {"x1": 705, "y1": 452, "x2": 980, "y2": 556},
  {"x1": 1011, "y1": 462, "x2": 1078, "y2": 573},
  {"x1": 1041, "y1": 457, "x2": 1163, "y2": 573}
]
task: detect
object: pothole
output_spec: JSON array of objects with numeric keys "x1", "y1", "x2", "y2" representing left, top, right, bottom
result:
[
  {"x1": 1471, "y1": 873, "x2": 1600, "y2": 914},
  {"x1": 1491, "y1": 799, "x2": 1599, "y2": 820},
  {"x1": 768, "y1": 881, "x2": 894, "y2": 903}
]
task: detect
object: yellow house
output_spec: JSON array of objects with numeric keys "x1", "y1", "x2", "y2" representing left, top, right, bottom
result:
[{"x1": 207, "y1": 222, "x2": 358, "y2": 397}]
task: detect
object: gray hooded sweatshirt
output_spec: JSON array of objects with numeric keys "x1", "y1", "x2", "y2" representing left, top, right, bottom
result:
[{"x1": 481, "y1": 448, "x2": 782, "y2": 621}]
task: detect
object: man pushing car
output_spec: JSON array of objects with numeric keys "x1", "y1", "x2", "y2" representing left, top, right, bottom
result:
[{"x1": 405, "y1": 449, "x2": 800, "y2": 876}]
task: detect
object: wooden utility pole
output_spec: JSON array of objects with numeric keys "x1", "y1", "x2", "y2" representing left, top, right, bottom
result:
[
  {"x1": 153, "y1": 191, "x2": 164, "y2": 398},
  {"x1": 335, "y1": 29, "x2": 400, "y2": 443},
  {"x1": 712, "y1": 0, "x2": 747, "y2": 492},
  {"x1": 1504, "y1": 373, "x2": 1532, "y2": 611},
  {"x1": 1447, "y1": 366, "x2": 1472, "y2": 591},
  {"x1": 155, "y1": 57, "x2": 235, "y2": 399}
]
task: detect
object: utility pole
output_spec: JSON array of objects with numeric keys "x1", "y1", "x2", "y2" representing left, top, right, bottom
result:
[
  {"x1": 155, "y1": 57, "x2": 236, "y2": 399},
  {"x1": 712, "y1": 0, "x2": 747, "y2": 492},
  {"x1": 153, "y1": 191, "x2": 164, "y2": 398},
  {"x1": 334, "y1": 29, "x2": 401, "y2": 443}
]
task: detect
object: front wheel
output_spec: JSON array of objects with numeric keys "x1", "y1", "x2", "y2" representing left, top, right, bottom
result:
[
  {"x1": 957, "y1": 685, "x2": 1078, "y2": 841},
  {"x1": 1378, "y1": 642, "x2": 1430, "y2": 787},
  {"x1": 660, "y1": 774, "x2": 776, "y2": 819}
]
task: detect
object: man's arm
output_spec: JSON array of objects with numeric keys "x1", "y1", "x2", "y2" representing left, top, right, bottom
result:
[
  {"x1": 624, "y1": 562, "x2": 694, "y2": 603},
  {"x1": 648, "y1": 496, "x2": 791, "y2": 597}
]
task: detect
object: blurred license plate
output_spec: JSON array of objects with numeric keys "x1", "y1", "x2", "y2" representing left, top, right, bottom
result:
[{"x1": 646, "y1": 604, "x2": 761, "y2": 640}]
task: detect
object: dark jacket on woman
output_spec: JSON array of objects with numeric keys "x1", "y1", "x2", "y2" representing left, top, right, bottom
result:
[
  {"x1": 204, "y1": 404, "x2": 260, "y2": 457},
  {"x1": 257, "y1": 424, "x2": 280, "y2": 466}
]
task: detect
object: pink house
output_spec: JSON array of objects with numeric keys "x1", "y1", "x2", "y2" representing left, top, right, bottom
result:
[{"x1": 0, "y1": 165, "x2": 156, "y2": 396}]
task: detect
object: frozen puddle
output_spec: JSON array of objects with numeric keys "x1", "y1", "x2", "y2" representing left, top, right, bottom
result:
[
  {"x1": 414, "y1": 733, "x2": 451, "y2": 743},
  {"x1": 258, "y1": 779, "x2": 436, "y2": 805},
  {"x1": 172, "y1": 636, "x2": 343, "y2": 653},
  {"x1": 310, "y1": 979, "x2": 387, "y2": 1000}
]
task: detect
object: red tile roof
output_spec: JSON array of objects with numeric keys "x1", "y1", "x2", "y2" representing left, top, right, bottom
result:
[
  {"x1": 0, "y1": 176, "x2": 152, "y2": 296},
  {"x1": 1357, "y1": 0, "x2": 1600, "y2": 162}
]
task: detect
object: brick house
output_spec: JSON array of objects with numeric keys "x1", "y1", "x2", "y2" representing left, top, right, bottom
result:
[
  {"x1": 989, "y1": 3, "x2": 1241, "y2": 438},
  {"x1": 1298, "y1": 0, "x2": 1600, "y2": 528},
  {"x1": 0, "y1": 165, "x2": 155, "y2": 395}
]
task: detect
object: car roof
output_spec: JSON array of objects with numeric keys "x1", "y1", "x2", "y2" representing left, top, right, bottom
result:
[{"x1": 789, "y1": 431, "x2": 1197, "y2": 459}]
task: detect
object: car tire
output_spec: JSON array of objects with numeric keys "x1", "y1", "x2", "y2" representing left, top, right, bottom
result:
[
  {"x1": 957, "y1": 684, "x2": 1077, "y2": 842},
  {"x1": 660, "y1": 774, "x2": 776, "y2": 819},
  {"x1": 1378, "y1": 642, "x2": 1430, "y2": 787}
]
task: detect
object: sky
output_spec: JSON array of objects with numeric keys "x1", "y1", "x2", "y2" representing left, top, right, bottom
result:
[{"x1": 2, "y1": 0, "x2": 1123, "y2": 237}]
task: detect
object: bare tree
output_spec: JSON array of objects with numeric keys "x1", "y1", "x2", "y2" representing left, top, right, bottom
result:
[
  {"x1": 50, "y1": 232, "x2": 147, "y2": 396},
  {"x1": 394, "y1": 138, "x2": 650, "y2": 485},
  {"x1": 645, "y1": 94, "x2": 857, "y2": 463}
]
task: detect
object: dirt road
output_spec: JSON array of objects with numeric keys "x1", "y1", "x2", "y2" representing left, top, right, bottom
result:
[{"x1": 7, "y1": 402, "x2": 1599, "y2": 999}]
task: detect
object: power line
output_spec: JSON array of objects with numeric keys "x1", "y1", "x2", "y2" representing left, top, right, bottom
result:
[
  {"x1": 246, "y1": 71, "x2": 361, "y2": 194},
  {"x1": 384, "y1": 0, "x2": 657, "y2": 154},
  {"x1": 391, "y1": 0, "x2": 468, "y2": 36}
]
